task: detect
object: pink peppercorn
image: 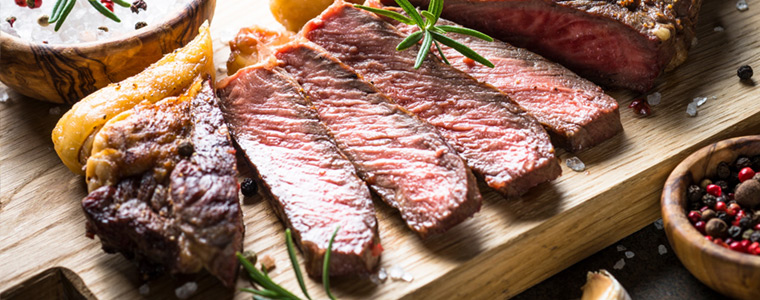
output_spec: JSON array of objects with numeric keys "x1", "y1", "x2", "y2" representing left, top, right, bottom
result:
[
  {"x1": 715, "y1": 201, "x2": 727, "y2": 211},
  {"x1": 738, "y1": 167, "x2": 755, "y2": 182},
  {"x1": 706, "y1": 184, "x2": 722, "y2": 197},
  {"x1": 695, "y1": 221, "x2": 706, "y2": 234},
  {"x1": 688, "y1": 211, "x2": 701, "y2": 223},
  {"x1": 730, "y1": 241, "x2": 745, "y2": 252}
]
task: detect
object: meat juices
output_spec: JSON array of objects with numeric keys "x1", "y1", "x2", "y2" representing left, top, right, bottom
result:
[
  {"x1": 82, "y1": 80, "x2": 243, "y2": 287},
  {"x1": 303, "y1": 2, "x2": 561, "y2": 197},
  {"x1": 217, "y1": 63, "x2": 381, "y2": 276},
  {"x1": 275, "y1": 42, "x2": 481, "y2": 237},
  {"x1": 393, "y1": 0, "x2": 703, "y2": 92}
]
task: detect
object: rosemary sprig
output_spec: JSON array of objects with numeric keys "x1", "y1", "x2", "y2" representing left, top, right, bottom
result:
[
  {"x1": 49, "y1": 0, "x2": 131, "y2": 32},
  {"x1": 356, "y1": 0, "x2": 494, "y2": 69},
  {"x1": 238, "y1": 226, "x2": 341, "y2": 300}
]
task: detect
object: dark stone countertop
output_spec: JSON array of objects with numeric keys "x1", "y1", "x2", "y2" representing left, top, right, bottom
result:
[{"x1": 513, "y1": 221, "x2": 731, "y2": 300}]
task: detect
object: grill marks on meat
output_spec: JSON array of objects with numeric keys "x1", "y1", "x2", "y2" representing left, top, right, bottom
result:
[
  {"x1": 217, "y1": 63, "x2": 380, "y2": 276},
  {"x1": 82, "y1": 79, "x2": 243, "y2": 287},
  {"x1": 386, "y1": 15, "x2": 622, "y2": 152},
  {"x1": 303, "y1": 2, "x2": 561, "y2": 197},
  {"x1": 394, "y1": 0, "x2": 702, "y2": 92},
  {"x1": 275, "y1": 42, "x2": 481, "y2": 237}
]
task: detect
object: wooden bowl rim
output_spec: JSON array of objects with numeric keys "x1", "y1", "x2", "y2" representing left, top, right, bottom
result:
[
  {"x1": 0, "y1": 0, "x2": 207, "y2": 51},
  {"x1": 662, "y1": 135, "x2": 760, "y2": 267}
]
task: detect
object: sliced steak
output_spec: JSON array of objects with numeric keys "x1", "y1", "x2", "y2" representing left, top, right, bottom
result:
[
  {"x1": 82, "y1": 79, "x2": 243, "y2": 287},
  {"x1": 274, "y1": 41, "x2": 481, "y2": 237},
  {"x1": 303, "y1": 2, "x2": 561, "y2": 198},
  {"x1": 217, "y1": 62, "x2": 381, "y2": 276},
  {"x1": 390, "y1": 0, "x2": 701, "y2": 92},
  {"x1": 380, "y1": 8, "x2": 622, "y2": 151}
]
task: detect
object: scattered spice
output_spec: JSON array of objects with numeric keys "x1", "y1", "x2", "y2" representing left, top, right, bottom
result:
[
  {"x1": 131, "y1": 0, "x2": 147, "y2": 13},
  {"x1": 566, "y1": 156, "x2": 586, "y2": 172},
  {"x1": 241, "y1": 178, "x2": 258, "y2": 197},
  {"x1": 97, "y1": 26, "x2": 108, "y2": 32},
  {"x1": 260, "y1": 254, "x2": 276, "y2": 271},
  {"x1": 37, "y1": 14, "x2": 49, "y2": 26},
  {"x1": 15, "y1": 0, "x2": 27, "y2": 7},
  {"x1": 628, "y1": 98, "x2": 651, "y2": 116},
  {"x1": 27, "y1": 0, "x2": 43, "y2": 9},
  {"x1": 177, "y1": 141, "x2": 194, "y2": 157},
  {"x1": 5, "y1": 16, "x2": 17, "y2": 27},
  {"x1": 738, "y1": 65, "x2": 753, "y2": 80},
  {"x1": 135, "y1": 21, "x2": 147, "y2": 29}
]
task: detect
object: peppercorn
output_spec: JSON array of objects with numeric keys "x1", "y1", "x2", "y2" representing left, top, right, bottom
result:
[
  {"x1": 716, "y1": 211, "x2": 732, "y2": 224},
  {"x1": 738, "y1": 65, "x2": 753, "y2": 80},
  {"x1": 700, "y1": 178, "x2": 713, "y2": 189},
  {"x1": 177, "y1": 141, "x2": 194, "y2": 157},
  {"x1": 628, "y1": 98, "x2": 651, "y2": 116},
  {"x1": 739, "y1": 167, "x2": 756, "y2": 183},
  {"x1": 241, "y1": 178, "x2": 258, "y2": 197},
  {"x1": 706, "y1": 184, "x2": 722, "y2": 197},
  {"x1": 728, "y1": 225, "x2": 743, "y2": 239},
  {"x1": 714, "y1": 180, "x2": 730, "y2": 193},
  {"x1": 701, "y1": 209, "x2": 716, "y2": 221},
  {"x1": 751, "y1": 231, "x2": 760, "y2": 243},
  {"x1": 715, "y1": 161, "x2": 731, "y2": 179},
  {"x1": 15, "y1": 0, "x2": 26, "y2": 7},
  {"x1": 739, "y1": 217, "x2": 752, "y2": 229},
  {"x1": 743, "y1": 229, "x2": 755, "y2": 240},
  {"x1": 736, "y1": 156, "x2": 752, "y2": 169},
  {"x1": 135, "y1": 21, "x2": 148, "y2": 30},
  {"x1": 131, "y1": 0, "x2": 147, "y2": 14},
  {"x1": 687, "y1": 184, "x2": 703, "y2": 203},
  {"x1": 706, "y1": 218, "x2": 728, "y2": 237},
  {"x1": 26, "y1": 0, "x2": 41, "y2": 8},
  {"x1": 735, "y1": 179, "x2": 760, "y2": 207},
  {"x1": 695, "y1": 221, "x2": 706, "y2": 234},
  {"x1": 6, "y1": 16, "x2": 16, "y2": 27},
  {"x1": 702, "y1": 194, "x2": 718, "y2": 208},
  {"x1": 688, "y1": 211, "x2": 701, "y2": 223}
]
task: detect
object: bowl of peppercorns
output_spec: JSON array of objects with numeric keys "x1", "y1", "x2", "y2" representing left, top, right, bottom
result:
[{"x1": 662, "y1": 136, "x2": 760, "y2": 300}]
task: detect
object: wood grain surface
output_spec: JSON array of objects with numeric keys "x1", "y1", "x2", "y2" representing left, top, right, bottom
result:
[{"x1": 2, "y1": 0, "x2": 760, "y2": 299}]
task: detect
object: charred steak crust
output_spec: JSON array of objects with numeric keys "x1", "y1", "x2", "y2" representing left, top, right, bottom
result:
[
  {"x1": 392, "y1": 0, "x2": 702, "y2": 92},
  {"x1": 82, "y1": 80, "x2": 243, "y2": 287},
  {"x1": 303, "y1": 2, "x2": 561, "y2": 197},
  {"x1": 217, "y1": 63, "x2": 381, "y2": 277},
  {"x1": 382, "y1": 6, "x2": 622, "y2": 152},
  {"x1": 275, "y1": 42, "x2": 482, "y2": 237}
]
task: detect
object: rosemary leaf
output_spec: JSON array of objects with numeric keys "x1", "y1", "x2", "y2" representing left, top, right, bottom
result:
[
  {"x1": 54, "y1": 0, "x2": 76, "y2": 31},
  {"x1": 434, "y1": 41, "x2": 450, "y2": 65},
  {"x1": 241, "y1": 288, "x2": 282, "y2": 298},
  {"x1": 237, "y1": 252, "x2": 301, "y2": 300},
  {"x1": 49, "y1": 0, "x2": 65, "y2": 23},
  {"x1": 113, "y1": 0, "x2": 131, "y2": 8},
  {"x1": 395, "y1": 0, "x2": 424, "y2": 28},
  {"x1": 353, "y1": 5, "x2": 414, "y2": 25},
  {"x1": 436, "y1": 25, "x2": 494, "y2": 42},
  {"x1": 431, "y1": 0, "x2": 444, "y2": 20},
  {"x1": 88, "y1": 0, "x2": 121, "y2": 23},
  {"x1": 430, "y1": 31, "x2": 494, "y2": 68},
  {"x1": 286, "y1": 229, "x2": 312, "y2": 300},
  {"x1": 414, "y1": 31, "x2": 434, "y2": 69},
  {"x1": 323, "y1": 226, "x2": 340, "y2": 300},
  {"x1": 420, "y1": 11, "x2": 436, "y2": 27},
  {"x1": 397, "y1": 31, "x2": 424, "y2": 51}
]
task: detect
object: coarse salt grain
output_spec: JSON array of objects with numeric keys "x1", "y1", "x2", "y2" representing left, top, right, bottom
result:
[
  {"x1": 646, "y1": 92, "x2": 661, "y2": 106},
  {"x1": 48, "y1": 106, "x2": 62, "y2": 115},
  {"x1": 694, "y1": 96, "x2": 708, "y2": 107},
  {"x1": 714, "y1": 26, "x2": 724, "y2": 32},
  {"x1": 174, "y1": 282, "x2": 197, "y2": 299},
  {"x1": 613, "y1": 259, "x2": 625, "y2": 270},
  {"x1": 658, "y1": 244, "x2": 668, "y2": 255},
  {"x1": 0, "y1": 90, "x2": 9, "y2": 103},
  {"x1": 624, "y1": 251, "x2": 635, "y2": 259},
  {"x1": 654, "y1": 219, "x2": 664, "y2": 230},
  {"x1": 388, "y1": 265, "x2": 405, "y2": 281},
  {"x1": 370, "y1": 268, "x2": 388, "y2": 285},
  {"x1": 566, "y1": 157, "x2": 586, "y2": 172},
  {"x1": 616, "y1": 245, "x2": 627, "y2": 252},
  {"x1": 737, "y1": 0, "x2": 749, "y2": 11},
  {"x1": 686, "y1": 102, "x2": 698, "y2": 117},
  {"x1": 138, "y1": 283, "x2": 150, "y2": 296}
]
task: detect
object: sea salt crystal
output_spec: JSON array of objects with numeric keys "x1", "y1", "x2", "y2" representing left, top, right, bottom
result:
[
  {"x1": 714, "y1": 26, "x2": 725, "y2": 32},
  {"x1": 401, "y1": 273, "x2": 414, "y2": 282},
  {"x1": 138, "y1": 283, "x2": 150, "y2": 296},
  {"x1": 694, "y1": 96, "x2": 708, "y2": 107},
  {"x1": 566, "y1": 157, "x2": 586, "y2": 172},
  {"x1": 616, "y1": 245, "x2": 627, "y2": 252},
  {"x1": 388, "y1": 265, "x2": 405, "y2": 281},
  {"x1": 654, "y1": 219, "x2": 664, "y2": 230},
  {"x1": 613, "y1": 259, "x2": 625, "y2": 270},
  {"x1": 686, "y1": 102, "x2": 698, "y2": 117},
  {"x1": 48, "y1": 106, "x2": 62, "y2": 115},
  {"x1": 625, "y1": 251, "x2": 635, "y2": 259},
  {"x1": 646, "y1": 92, "x2": 662, "y2": 106},
  {"x1": 174, "y1": 282, "x2": 198, "y2": 299},
  {"x1": 370, "y1": 268, "x2": 388, "y2": 284},
  {"x1": 658, "y1": 244, "x2": 668, "y2": 255},
  {"x1": 737, "y1": 0, "x2": 749, "y2": 11},
  {"x1": 0, "y1": 90, "x2": 9, "y2": 103}
]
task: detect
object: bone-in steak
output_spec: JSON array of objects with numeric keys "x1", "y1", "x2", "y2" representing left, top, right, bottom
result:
[
  {"x1": 217, "y1": 63, "x2": 381, "y2": 276},
  {"x1": 392, "y1": 0, "x2": 702, "y2": 92},
  {"x1": 303, "y1": 2, "x2": 561, "y2": 197},
  {"x1": 82, "y1": 79, "x2": 243, "y2": 287},
  {"x1": 275, "y1": 41, "x2": 481, "y2": 237}
]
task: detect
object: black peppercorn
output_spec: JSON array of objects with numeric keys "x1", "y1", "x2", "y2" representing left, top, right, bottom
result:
[
  {"x1": 728, "y1": 225, "x2": 742, "y2": 239},
  {"x1": 751, "y1": 231, "x2": 760, "y2": 243},
  {"x1": 739, "y1": 216, "x2": 751, "y2": 229},
  {"x1": 714, "y1": 180, "x2": 730, "y2": 193},
  {"x1": 178, "y1": 141, "x2": 194, "y2": 157},
  {"x1": 738, "y1": 65, "x2": 753, "y2": 80},
  {"x1": 702, "y1": 194, "x2": 717, "y2": 208},
  {"x1": 736, "y1": 156, "x2": 752, "y2": 170},
  {"x1": 717, "y1": 211, "x2": 732, "y2": 224},
  {"x1": 717, "y1": 161, "x2": 731, "y2": 179},
  {"x1": 687, "y1": 184, "x2": 703, "y2": 203},
  {"x1": 241, "y1": 178, "x2": 258, "y2": 197},
  {"x1": 135, "y1": 21, "x2": 148, "y2": 30}
]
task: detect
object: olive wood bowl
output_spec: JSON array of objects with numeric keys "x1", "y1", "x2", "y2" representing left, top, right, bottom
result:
[
  {"x1": 0, "y1": 0, "x2": 216, "y2": 104},
  {"x1": 662, "y1": 135, "x2": 760, "y2": 300}
]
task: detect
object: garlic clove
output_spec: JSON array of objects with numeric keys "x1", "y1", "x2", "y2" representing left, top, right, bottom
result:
[{"x1": 581, "y1": 270, "x2": 632, "y2": 300}]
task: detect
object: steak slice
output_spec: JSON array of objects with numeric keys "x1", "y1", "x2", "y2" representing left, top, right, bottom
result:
[
  {"x1": 82, "y1": 79, "x2": 243, "y2": 287},
  {"x1": 275, "y1": 41, "x2": 482, "y2": 237},
  {"x1": 217, "y1": 62, "x2": 381, "y2": 276},
  {"x1": 303, "y1": 2, "x2": 561, "y2": 198},
  {"x1": 379, "y1": 7, "x2": 622, "y2": 151},
  {"x1": 391, "y1": 0, "x2": 702, "y2": 92}
]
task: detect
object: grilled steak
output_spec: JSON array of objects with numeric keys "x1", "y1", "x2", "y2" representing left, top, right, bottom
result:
[
  {"x1": 303, "y1": 2, "x2": 561, "y2": 197},
  {"x1": 82, "y1": 79, "x2": 243, "y2": 287},
  {"x1": 217, "y1": 62, "x2": 381, "y2": 276},
  {"x1": 390, "y1": 0, "x2": 702, "y2": 92},
  {"x1": 275, "y1": 41, "x2": 482, "y2": 237},
  {"x1": 379, "y1": 7, "x2": 622, "y2": 151}
]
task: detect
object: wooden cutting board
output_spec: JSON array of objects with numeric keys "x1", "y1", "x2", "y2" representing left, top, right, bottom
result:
[{"x1": 2, "y1": 0, "x2": 760, "y2": 299}]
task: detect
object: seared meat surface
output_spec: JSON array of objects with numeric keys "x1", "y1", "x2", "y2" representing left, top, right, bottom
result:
[
  {"x1": 391, "y1": 0, "x2": 702, "y2": 92},
  {"x1": 275, "y1": 42, "x2": 481, "y2": 237},
  {"x1": 303, "y1": 2, "x2": 561, "y2": 197},
  {"x1": 82, "y1": 79, "x2": 243, "y2": 287},
  {"x1": 217, "y1": 63, "x2": 381, "y2": 277}
]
